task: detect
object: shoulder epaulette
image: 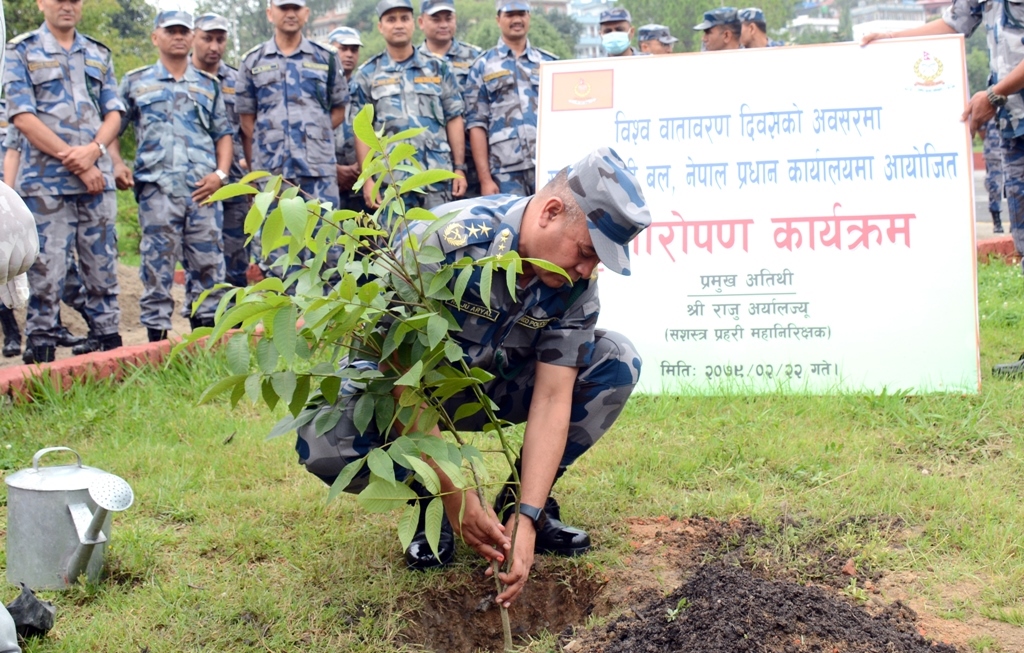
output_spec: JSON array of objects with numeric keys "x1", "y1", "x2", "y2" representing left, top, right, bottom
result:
[
  {"x1": 81, "y1": 34, "x2": 111, "y2": 52},
  {"x1": 437, "y1": 217, "x2": 499, "y2": 253},
  {"x1": 535, "y1": 47, "x2": 559, "y2": 61},
  {"x1": 124, "y1": 64, "x2": 154, "y2": 79},
  {"x1": 357, "y1": 52, "x2": 384, "y2": 72},
  {"x1": 309, "y1": 39, "x2": 333, "y2": 54},
  {"x1": 464, "y1": 42, "x2": 484, "y2": 55},
  {"x1": 241, "y1": 43, "x2": 265, "y2": 62},
  {"x1": 222, "y1": 62, "x2": 238, "y2": 72},
  {"x1": 7, "y1": 32, "x2": 34, "y2": 47},
  {"x1": 195, "y1": 68, "x2": 219, "y2": 83}
]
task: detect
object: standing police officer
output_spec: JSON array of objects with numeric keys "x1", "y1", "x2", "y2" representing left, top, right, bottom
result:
[
  {"x1": 238, "y1": 0, "x2": 347, "y2": 275},
  {"x1": 351, "y1": 0, "x2": 467, "y2": 210},
  {"x1": 465, "y1": 1, "x2": 557, "y2": 197},
  {"x1": 114, "y1": 11, "x2": 233, "y2": 342},
  {"x1": 3, "y1": 0, "x2": 125, "y2": 363},
  {"x1": 598, "y1": 8, "x2": 644, "y2": 57},
  {"x1": 192, "y1": 13, "x2": 251, "y2": 289},
  {"x1": 326, "y1": 26, "x2": 365, "y2": 213},
  {"x1": 638, "y1": 24, "x2": 678, "y2": 55},
  {"x1": 981, "y1": 119, "x2": 1006, "y2": 233},
  {"x1": 694, "y1": 7, "x2": 742, "y2": 51},
  {"x1": 738, "y1": 8, "x2": 784, "y2": 48}
]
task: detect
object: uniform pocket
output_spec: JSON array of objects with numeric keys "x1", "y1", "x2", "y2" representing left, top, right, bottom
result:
[
  {"x1": 304, "y1": 124, "x2": 334, "y2": 164},
  {"x1": 487, "y1": 132, "x2": 522, "y2": 171},
  {"x1": 301, "y1": 67, "x2": 330, "y2": 110}
]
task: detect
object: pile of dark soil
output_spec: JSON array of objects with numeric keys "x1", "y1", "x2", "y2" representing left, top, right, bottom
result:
[{"x1": 588, "y1": 564, "x2": 959, "y2": 653}]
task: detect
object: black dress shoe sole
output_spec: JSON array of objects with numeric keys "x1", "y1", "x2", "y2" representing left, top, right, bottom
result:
[{"x1": 535, "y1": 542, "x2": 591, "y2": 557}]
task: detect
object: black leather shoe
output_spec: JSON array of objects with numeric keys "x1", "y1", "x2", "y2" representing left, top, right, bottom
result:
[
  {"x1": 147, "y1": 328, "x2": 168, "y2": 343},
  {"x1": 2, "y1": 338, "x2": 19, "y2": 358},
  {"x1": 71, "y1": 335, "x2": 98, "y2": 356},
  {"x1": 190, "y1": 316, "x2": 215, "y2": 331},
  {"x1": 28, "y1": 344, "x2": 55, "y2": 364},
  {"x1": 993, "y1": 353, "x2": 1024, "y2": 377},
  {"x1": 96, "y1": 333, "x2": 122, "y2": 351},
  {"x1": 992, "y1": 212, "x2": 1004, "y2": 234},
  {"x1": 404, "y1": 504, "x2": 455, "y2": 570},
  {"x1": 54, "y1": 326, "x2": 86, "y2": 348},
  {"x1": 0, "y1": 307, "x2": 21, "y2": 357},
  {"x1": 533, "y1": 497, "x2": 591, "y2": 556}
]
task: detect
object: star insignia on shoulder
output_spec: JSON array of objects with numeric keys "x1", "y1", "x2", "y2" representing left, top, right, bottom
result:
[
  {"x1": 478, "y1": 223, "x2": 492, "y2": 237},
  {"x1": 467, "y1": 224, "x2": 479, "y2": 238}
]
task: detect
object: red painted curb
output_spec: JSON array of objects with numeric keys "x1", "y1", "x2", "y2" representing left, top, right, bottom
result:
[{"x1": 978, "y1": 235, "x2": 1018, "y2": 262}]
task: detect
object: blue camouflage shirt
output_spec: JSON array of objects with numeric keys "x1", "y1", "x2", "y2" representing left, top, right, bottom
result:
[
  {"x1": 350, "y1": 48, "x2": 464, "y2": 191},
  {"x1": 394, "y1": 194, "x2": 599, "y2": 374},
  {"x1": 335, "y1": 76, "x2": 358, "y2": 167},
  {"x1": 464, "y1": 39, "x2": 557, "y2": 175},
  {"x1": 120, "y1": 61, "x2": 232, "y2": 198},
  {"x1": 190, "y1": 60, "x2": 246, "y2": 184},
  {"x1": 0, "y1": 99, "x2": 7, "y2": 158},
  {"x1": 237, "y1": 37, "x2": 348, "y2": 179},
  {"x1": 416, "y1": 38, "x2": 483, "y2": 90},
  {"x1": 3, "y1": 23, "x2": 124, "y2": 196}
]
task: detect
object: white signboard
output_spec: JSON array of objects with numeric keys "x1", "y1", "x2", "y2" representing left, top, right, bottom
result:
[{"x1": 537, "y1": 37, "x2": 980, "y2": 394}]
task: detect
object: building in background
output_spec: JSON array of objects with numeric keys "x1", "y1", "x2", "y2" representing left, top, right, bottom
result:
[
  {"x1": 569, "y1": 0, "x2": 614, "y2": 58},
  {"x1": 310, "y1": 0, "x2": 353, "y2": 41},
  {"x1": 850, "y1": 1, "x2": 925, "y2": 41}
]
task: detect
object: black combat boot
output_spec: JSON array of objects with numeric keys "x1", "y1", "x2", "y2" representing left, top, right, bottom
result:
[
  {"x1": 190, "y1": 316, "x2": 215, "y2": 331},
  {"x1": 0, "y1": 306, "x2": 21, "y2": 358},
  {"x1": 993, "y1": 352, "x2": 1024, "y2": 377},
  {"x1": 95, "y1": 333, "x2": 122, "y2": 351},
  {"x1": 71, "y1": 336, "x2": 98, "y2": 356},
  {"x1": 25, "y1": 342, "x2": 55, "y2": 364},
  {"x1": 404, "y1": 482, "x2": 456, "y2": 570},
  {"x1": 493, "y1": 461, "x2": 591, "y2": 557},
  {"x1": 993, "y1": 211, "x2": 1005, "y2": 234},
  {"x1": 147, "y1": 328, "x2": 168, "y2": 343}
]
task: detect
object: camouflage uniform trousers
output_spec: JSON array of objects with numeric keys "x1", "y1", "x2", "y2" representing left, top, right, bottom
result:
[
  {"x1": 295, "y1": 329, "x2": 642, "y2": 490},
  {"x1": 986, "y1": 153, "x2": 1004, "y2": 214},
  {"x1": 1002, "y1": 136, "x2": 1024, "y2": 262},
  {"x1": 136, "y1": 183, "x2": 225, "y2": 329},
  {"x1": 222, "y1": 198, "x2": 251, "y2": 288},
  {"x1": 23, "y1": 193, "x2": 120, "y2": 345},
  {"x1": 257, "y1": 176, "x2": 340, "y2": 280},
  {"x1": 494, "y1": 169, "x2": 536, "y2": 197}
]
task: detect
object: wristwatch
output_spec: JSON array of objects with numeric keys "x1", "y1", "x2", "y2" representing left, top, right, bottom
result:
[
  {"x1": 453, "y1": 163, "x2": 468, "y2": 172},
  {"x1": 94, "y1": 141, "x2": 107, "y2": 157},
  {"x1": 988, "y1": 86, "x2": 1008, "y2": 108},
  {"x1": 214, "y1": 169, "x2": 228, "y2": 182},
  {"x1": 517, "y1": 503, "x2": 543, "y2": 524}
]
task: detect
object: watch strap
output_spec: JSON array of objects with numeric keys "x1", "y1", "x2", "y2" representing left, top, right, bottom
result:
[
  {"x1": 215, "y1": 169, "x2": 228, "y2": 182},
  {"x1": 517, "y1": 502, "x2": 543, "y2": 523},
  {"x1": 453, "y1": 163, "x2": 468, "y2": 172},
  {"x1": 988, "y1": 86, "x2": 1008, "y2": 107}
]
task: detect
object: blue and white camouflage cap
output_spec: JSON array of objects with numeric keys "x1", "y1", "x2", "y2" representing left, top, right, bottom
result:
[
  {"x1": 194, "y1": 13, "x2": 230, "y2": 32},
  {"x1": 154, "y1": 10, "x2": 194, "y2": 29},
  {"x1": 693, "y1": 6, "x2": 739, "y2": 30},
  {"x1": 565, "y1": 147, "x2": 651, "y2": 276},
  {"x1": 421, "y1": 0, "x2": 456, "y2": 14},
  {"x1": 638, "y1": 24, "x2": 678, "y2": 44},
  {"x1": 496, "y1": 0, "x2": 530, "y2": 12},
  {"x1": 737, "y1": 7, "x2": 765, "y2": 23},
  {"x1": 377, "y1": 0, "x2": 413, "y2": 16},
  {"x1": 328, "y1": 26, "x2": 363, "y2": 46},
  {"x1": 599, "y1": 7, "x2": 631, "y2": 23},
  {"x1": 270, "y1": 0, "x2": 307, "y2": 7}
]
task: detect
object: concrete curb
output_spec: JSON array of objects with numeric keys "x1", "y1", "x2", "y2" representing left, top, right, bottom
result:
[{"x1": 978, "y1": 235, "x2": 1019, "y2": 262}]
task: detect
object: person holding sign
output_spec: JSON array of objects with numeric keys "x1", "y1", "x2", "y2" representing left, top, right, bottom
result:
[
  {"x1": 295, "y1": 147, "x2": 651, "y2": 607},
  {"x1": 694, "y1": 7, "x2": 742, "y2": 52}
]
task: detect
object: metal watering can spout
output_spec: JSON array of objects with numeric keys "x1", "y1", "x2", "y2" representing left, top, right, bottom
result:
[{"x1": 62, "y1": 474, "x2": 134, "y2": 585}]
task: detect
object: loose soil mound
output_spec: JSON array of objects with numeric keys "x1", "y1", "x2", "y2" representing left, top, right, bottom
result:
[{"x1": 579, "y1": 564, "x2": 959, "y2": 653}]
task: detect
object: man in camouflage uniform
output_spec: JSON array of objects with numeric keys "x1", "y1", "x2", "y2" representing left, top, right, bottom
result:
[
  {"x1": 465, "y1": 1, "x2": 557, "y2": 198},
  {"x1": 638, "y1": 24, "x2": 679, "y2": 55},
  {"x1": 738, "y1": 8, "x2": 784, "y2": 48},
  {"x1": 981, "y1": 119, "x2": 1006, "y2": 233},
  {"x1": 113, "y1": 11, "x2": 232, "y2": 341},
  {"x1": 694, "y1": 7, "x2": 742, "y2": 51},
  {"x1": 3, "y1": 0, "x2": 124, "y2": 363},
  {"x1": 326, "y1": 26, "x2": 365, "y2": 213},
  {"x1": 351, "y1": 0, "x2": 467, "y2": 211},
  {"x1": 238, "y1": 0, "x2": 347, "y2": 276},
  {"x1": 192, "y1": 13, "x2": 251, "y2": 289},
  {"x1": 418, "y1": 0, "x2": 483, "y2": 197},
  {"x1": 598, "y1": 8, "x2": 645, "y2": 57},
  {"x1": 295, "y1": 147, "x2": 651, "y2": 606},
  {"x1": 863, "y1": 0, "x2": 1024, "y2": 375}
]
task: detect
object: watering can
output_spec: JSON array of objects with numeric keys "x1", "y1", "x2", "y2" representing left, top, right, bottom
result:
[{"x1": 5, "y1": 447, "x2": 134, "y2": 589}]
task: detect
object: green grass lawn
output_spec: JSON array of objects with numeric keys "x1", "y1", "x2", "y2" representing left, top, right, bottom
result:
[{"x1": 1, "y1": 261, "x2": 1023, "y2": 651}]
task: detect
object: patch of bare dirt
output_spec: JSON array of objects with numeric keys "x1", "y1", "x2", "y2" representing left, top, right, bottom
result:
[{"x1": 0, "y1": 262, "x2": 191, "y2": 370}]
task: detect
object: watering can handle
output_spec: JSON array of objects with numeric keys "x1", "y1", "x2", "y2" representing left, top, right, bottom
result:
[{"x1": 32, "y1": 447, "x2": 83, "y2": 471}]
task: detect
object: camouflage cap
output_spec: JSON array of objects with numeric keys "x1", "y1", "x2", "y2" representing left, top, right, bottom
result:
[
  {"x1": 637, "y1": 23, "x2": 678, "y2": 43},
  {"x1": 737, "y1": 7, "x2": 765, "y2": 22},
  {"x1": 154, "y1": 10, "x2": 194, "y2": 29},
  {"x1": 421, "y1": 0, "x2": 455, "y2": 14},
  {"x1": 565, "y1": 147, "x2": 651, "y2": 276},
  {"x1": 693, "y1": 6, "x2": 739, "y2": 30},
  {"x1": 377, "y1": 0, "x2": 413, "y2": 17},
  {"x1": 496, "y1": 0, "x2": 530, "y2": 12},
  {"x1": 194, "y1": 13, "x2": 230, "y2": 32},
  {"x1": 269, "y1": 0, "x2": 307, "y2": 7},
  {"x1": 328, "y1": 25, "x2": 363, "y2": 46},
  {"x1": 599, "y1": 7, "x2": 631, "y2": 23}
]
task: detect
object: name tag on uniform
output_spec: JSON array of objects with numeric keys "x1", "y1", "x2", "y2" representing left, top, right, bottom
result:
[
  {"x1": 414, "y1": 76, "x2": 441, "y2": 84},
  {"x1": 251, "y1": 63, "x2": 278, "y2": 74},
  {"x1": 445, "y1": 300, "x2": 499, "y2": 322},
  {"x1": 222, "y1": 85, "x2": 236, "y2": 94},
  {"x1": 452, "y1": 62, "x2": 471, "y2": 69},
  {"x1": 84, "y1": 58, "x2": 108, "y2": 74},
  {"x1": 135, "y1": 84, "x2": 164, "y2": 96},
  {"x1": 483, "y1": 69, "x2": 512, "y2": 82},
  {"x1": 373, "y1": 77, "x2": 401, "y2": 87},
  {"x1": 27, "y1": 60, "x2": 60, "y2": 71},
  {"x1": 189, "y1": 85, "x2": 215, "y2": 101},
  {"x1": 303, "y1": 62, "x2": 329, "y2": 71},
  {"x1": 516, "y1": 316, "x2": 555, "y2": 330}
]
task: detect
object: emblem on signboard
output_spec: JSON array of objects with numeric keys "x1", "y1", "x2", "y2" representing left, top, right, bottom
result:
[
  {"x1": 574, "y1": 78, "x2": 592, "y2": 100},
  {"x1": 551, "y1": 70, "x2": 614, "y2": 111},
  {"x1": 443, "y1": 223, "x2": 468, "y2": 247},
  {"x1": 913, "y1": 52, "x2": 944, "y2": 87}
]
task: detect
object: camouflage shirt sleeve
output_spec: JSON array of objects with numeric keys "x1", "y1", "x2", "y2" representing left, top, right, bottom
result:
[
  {"x1": 439, "y1": 62, "x2": 464, "y2": 121},
  {"x1": 208, "y1": 85, "x2": 232, "y2": 141},
  {"x1": 235, "y1": 56, "x2": 256, "y2": 115},
  {"x1": 117, "y1": 74, "x2": 134, "y2": 137},
  {"x1": 3, "y1": 124, "x2": 20, "y2": 151},
  {"x1": 96, "y1": 47, "x2": 124, "y2": 117},
  {"x1": 328, "y1": 50, "x2": 348, "y2": 110},
  {"x1": 942, "y1": 0, "x2": 984, "y2": 36},
  {"x1": 349, "y1": 68, "x2": 370, "y2": 118},
  {"x1": 3, "y1": 44, "x2": 36, "y2": 119},
  {"x1": 463, "y1": 57, "x2": 487, "y2": 131}
]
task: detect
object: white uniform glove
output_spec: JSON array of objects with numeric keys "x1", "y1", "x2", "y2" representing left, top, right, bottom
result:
[{"x1": 0, "y1": 181, "x2": 38, "y2": 309}]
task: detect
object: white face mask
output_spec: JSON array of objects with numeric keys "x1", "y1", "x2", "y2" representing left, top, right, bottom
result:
[{"x1": 602, "y1": 31, "x2": 631, "y2": 55}]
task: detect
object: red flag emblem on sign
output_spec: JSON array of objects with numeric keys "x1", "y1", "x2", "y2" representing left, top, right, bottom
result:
[{"x1": 551, "y1": 70, "x2": 614, "y2": 111}]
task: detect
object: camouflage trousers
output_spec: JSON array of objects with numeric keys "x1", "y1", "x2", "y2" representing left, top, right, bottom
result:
[
  {"x1": 258, "y1": 176, "x2": 340, "y2": 280},
  {"x1": 23, "y1": 193, "x2": 120, "y2": 344},
  {"x1": 985, "y1": 138, "x2": 1005, "y2": 215},
  {"x1": 1002, "y1": 136, "x2": 1024, "y2": 263},
  {"x1": 295, "y1": 329, "x2": 642, "y2": 491},
  {"x1": 494, "y1": 169, "x2": 536, "y2": 197},
  {"x1": 136, "y1": 183, "x2": 225, "y2": 330},
  {"x1": 223, "y1": 198, "x2": 251, "y2": 288}
]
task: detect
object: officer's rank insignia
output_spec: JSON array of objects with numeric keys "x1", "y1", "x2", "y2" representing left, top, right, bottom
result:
[
  {"x1": 443, "y1": 223, "x2": 468, "y2": 247},
  {"x1": 496, "y1": 229, "x2": 511, "y2": 253}
]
